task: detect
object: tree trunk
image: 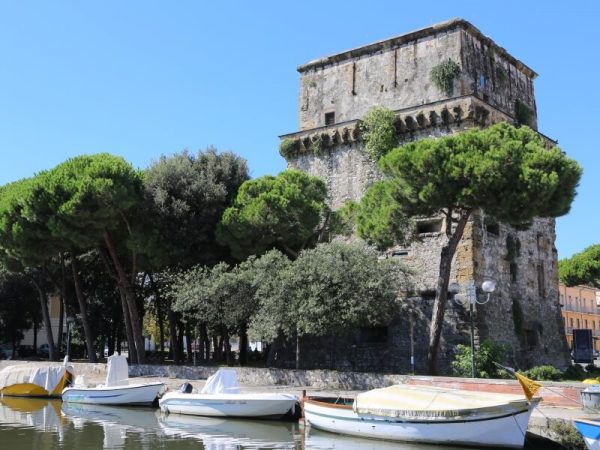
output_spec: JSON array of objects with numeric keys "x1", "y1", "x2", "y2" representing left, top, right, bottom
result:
[
  {"x1": 239, "y1": 327, "x2": 248, "y2": 366},
  {"x1": 295, "y1": 331, "x2": 300, "y2": 370},
  {"x1": 224, "y1": 333, "x2": 233, "y2": 366},
  {"x1": 29, "y1": 273, "x2": 56, "y2": 360},
  {"x1": 102, "y1": 231, "x2": 145, "y2": 364},
  {"x1": 168, "y1": 309, "x2": 181, "y2": 364},
  {"x1": 427, "y1": 210, "x2": 471, "y2": 375},
  {"x1": 57, "y1": 254, "x2": 67, "y2": 354},
  {"x1": 177, "y1": 320, "x2": 185, "y2": 361},
  {"x1": 148, "y1": 273, "x2": 165, "y2": 360},
  {"x1": 116, "y1": 283, "x2": 138, "y2": 364},
  {"x1": 200, "y1": 323, "x2": 210, "y2": 362},
  {"x1": 33, "y1": 318, "x2": 38, "y2": 355},
  {"x1": 185, "y1": 322, "x2": 193, "y2": 363},
  {"x1": 98, "y1": 248, "x2": 137, "y2": 363},
  {"x1": 71, "y1": 258, "x2": 98, "y2": 363}
]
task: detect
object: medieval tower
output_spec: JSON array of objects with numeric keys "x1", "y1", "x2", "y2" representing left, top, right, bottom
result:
[{"x1": 279, "y1": 19, "x2": 571, "y2": 372}]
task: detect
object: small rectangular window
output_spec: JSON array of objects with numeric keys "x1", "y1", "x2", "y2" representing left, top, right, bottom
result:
[
  {"x1": 325, "y1": 112, "x2": 335, "y2": 126},
  {"x1": 417, "y1": 219, "x2": 442, "y2": 234},
  {"x1": 480, "y1": 74, "x2": 486, "y2": 89}
]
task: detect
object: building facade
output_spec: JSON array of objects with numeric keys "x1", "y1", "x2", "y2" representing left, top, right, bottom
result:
[
  {"x1": 560, "y1": 284, "x2": 600, "y2": 352},
  {"x1": 280, "y1": 19, "x2": 571, "y2": 372}
]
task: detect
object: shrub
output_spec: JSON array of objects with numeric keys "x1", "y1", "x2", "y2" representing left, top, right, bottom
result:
[
  {"x1": 451, "y1": 339, "x2": 510, "y2": 378},
  {"x1": 549, "y1": 420, "x2": 586, "y2": 450},
  {"x1": 524, "y1": 365, "x2": 562, "y2": 381},
  {"x1": 562, "y1": 364, "x2": 586, "y2": 381},
  {"x1": 360, "y1": 107, "x2": 397, "y2": 161},
  {"x1": 279, "y1": 138, "x2": 299, "y2": 159}
]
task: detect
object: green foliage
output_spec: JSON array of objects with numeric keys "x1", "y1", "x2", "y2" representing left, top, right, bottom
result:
[
  {"x1": 247, "y1": 250, "x2": 294, "y2": 340},
  {"x1": 549, "y1": 421, "x2": 586, "y2": 450},
  {"x1": 288, "y1": 242, "x2": 408, "y2": 338},
  {"x1": 562, "y1": 364, "x2": 586, "y2": 381},
  {"x1": 354, "y1": 181, "x2": 412, "y2": 249},
  {"x1": 377, "y1": 122, "x2": 582, "y2": 223},
  {"x1": 430, "y1": 59, "x2": 461, "y2": 96},
  {"x1": 278, "y1": 139, "x2": 300, "y2": 159},
  {"x1": 32, "y1": 153, "x2": 143, "y2": 251},
  {"x1": 140, "y1": 149, "x2": 249, "y2": 269},
  {"x1": 0, "y1": 267, "x2": 39, "y2": 345},
  {"x1": 451, "y1": 339, "x2": 511, "y2": 378},
  {"x1": 310, "y1": 134, "x2": 324, "y2": 155},
  {"x1": 524, "y1": 365, "x2": 562, "y2": 381},
  {"x1": 328, "y1": 201, "x2": 360, "y2": 237},
  {"x1": 360, "y1": 107, "x2": 398, "y2": 161},
  {"x1": 559, "y1": 244, "x2": 600, "y2": 288},
  {"x1": 217, "y1": 170, "x2": 328, "y2": 260},
  {"x1": 170, "y1": 261, "x2": 256, "y2": 335},
  {"x1": 515, "y1": 100, "x2": 532, "y2": 127}
]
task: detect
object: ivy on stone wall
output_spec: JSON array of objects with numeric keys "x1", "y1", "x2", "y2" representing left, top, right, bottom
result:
[
  {"x1": 495, "y1": 66, "x2": 507, "y2": 88},
  {"x1": 515, "y1": 100, "x2": 532, "y2": 127},
  {"x1": 360, "y1": 106, "x2": 397, "y2": 161},
  {"x1": 430, "y1": 59, "x2": 461, "y2": 96}
]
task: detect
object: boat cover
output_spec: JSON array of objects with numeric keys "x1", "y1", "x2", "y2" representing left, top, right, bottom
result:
[
  {"x1": 0, "y1": 364, "x2": 70, "y2": 393},
  {"x1": 200, "y1": 369, "x2": 240, "y2": 394},
  {"x1": 353, "y1": 384, "x2": 529, "y2": 420},
  {"x1": 105, "y1": 355, "x2": 129, "y2": 387}
]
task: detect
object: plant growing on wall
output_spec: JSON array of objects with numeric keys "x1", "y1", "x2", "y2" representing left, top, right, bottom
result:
[
  {"x1": 279, "y1": 138, "x2": 299, "y2": 159},
  {"x1": 495, "y1": 65, "x2": 508, "y2": 87},
  {"x1": 430, "y1": 59, "x2": 461, "y2": 96},
  {"x1": 360, "y1": 106, "x2": 398, "y2": 161},
  {"x1": 310, "y1": 134, "x2": 324, "y2": 155},
  {"x1": 515, "y1": 100, "x2": 532, "y2": 127}
]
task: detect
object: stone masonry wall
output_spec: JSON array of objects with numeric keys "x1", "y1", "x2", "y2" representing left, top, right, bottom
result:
[{"x1": 297, "y1": 19, "x2": 537, "y2": 132}]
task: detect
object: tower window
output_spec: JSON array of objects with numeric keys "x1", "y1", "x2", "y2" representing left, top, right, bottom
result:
[
  {"x1": 480, "y1": 75, "x2": 486, "y2": 89},
  {"x1": 325, "y1": 112, "x2": 335, "y2": 126}
]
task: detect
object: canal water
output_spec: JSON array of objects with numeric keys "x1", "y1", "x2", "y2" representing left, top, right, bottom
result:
[{"x1": 0, "y1": 398, "x2": 548, "y2": 449}]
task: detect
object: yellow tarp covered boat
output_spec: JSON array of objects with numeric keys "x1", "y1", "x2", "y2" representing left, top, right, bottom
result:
[{"x1": 0, "y1": 363, "x2": 74, "y2": 397}]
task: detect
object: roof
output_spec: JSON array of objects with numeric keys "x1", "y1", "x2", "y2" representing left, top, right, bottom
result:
[{"x1": 297, "y1": 18, "x2": 537, "y2": 79}]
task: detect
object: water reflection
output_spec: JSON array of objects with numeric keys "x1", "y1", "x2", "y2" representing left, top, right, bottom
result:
[
  {"x1": 0, "y1": 398, "x2": 500, "y2": 449},
  {"x1": 159, "y1": 415, "x2": 299, "y2": 448}
]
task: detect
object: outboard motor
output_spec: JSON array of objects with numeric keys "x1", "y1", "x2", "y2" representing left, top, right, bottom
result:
[{"x1": 178, "y1": 382, "x2": 193, "y2": 394}]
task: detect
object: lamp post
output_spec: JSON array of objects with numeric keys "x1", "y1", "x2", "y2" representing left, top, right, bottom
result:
[
  {"x1": 451, "y1": 280, "x2": 497, "y2": 378},
  {"x1": 65, "y1": 316, "x2": 75, "y2": 362}
]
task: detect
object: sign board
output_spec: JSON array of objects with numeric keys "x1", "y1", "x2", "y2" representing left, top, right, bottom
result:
[{"x1": 573, "y1": 329, "x2": 594, "y2": 364}]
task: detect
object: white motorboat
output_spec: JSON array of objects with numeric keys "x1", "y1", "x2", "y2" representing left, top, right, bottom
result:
[
  {"x1": 303, "y1": 384, "x2": 540, "y2": 449},
  {"x1": 62, "y1": 355, "x2": 164, "y2": 406},
  {"x1": 159, "y1": 369, "x2": 298, "y2": 419}
]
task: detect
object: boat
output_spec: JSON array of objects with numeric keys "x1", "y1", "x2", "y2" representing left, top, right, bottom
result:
[
  {"x1": 574, "y1": 418, "x2": 600, "y2": 450},
  {"x1": 0, "y1": 360, "x2": 74, "y2": 397},
  {"x1": 303, "y1": 384, "x2": 540, "y2": 449},
  {"x1": 159, "y1": 368, "x2": 298, "y2": 418},
  {"x1": 61, "y1": 354, "x2": 164, "y2": 406}
]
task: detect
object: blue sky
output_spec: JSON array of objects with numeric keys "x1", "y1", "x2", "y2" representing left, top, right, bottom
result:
[{"x1": 0, "y1": 1, "x2": 597, "y2": 259}]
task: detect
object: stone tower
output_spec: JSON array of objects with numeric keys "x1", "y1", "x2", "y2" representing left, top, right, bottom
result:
[{"x1": 279, "y1": 19, "x2": 571, "y2": 373}]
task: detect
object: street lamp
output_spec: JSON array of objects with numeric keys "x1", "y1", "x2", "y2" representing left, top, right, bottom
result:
[
  {"x1": 452, "y1": 280, "x2": 497, "y2": 378},
  {"x1": 65, "y1": 316, "x2": 75, "y2": 362}
]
